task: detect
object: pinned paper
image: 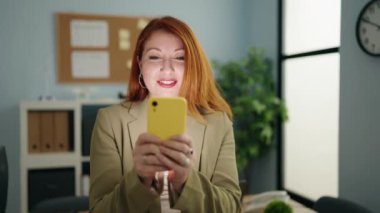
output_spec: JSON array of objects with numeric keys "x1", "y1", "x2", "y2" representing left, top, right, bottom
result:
[
  {"x1": 119, "y1": 28, "x2": 130, "y2": 39},
  {"x1": 119, "y1": 40, "x2": 130, "y2": 50},
  {"x1": 70, "y1": 20, "x2": 109, "y2": 47},
  {"x1": 71, "y1": 51, "x2": 110, "y2": 78},
  {"x1": 126, "y1": 59, "x2": 132, "y2": 70},
  {"x1": 118, "y1": 28, "x2": 131, "y2": 50},
  {"x1": 137, "y1": 19, "x2": 149, "y2": 30}
]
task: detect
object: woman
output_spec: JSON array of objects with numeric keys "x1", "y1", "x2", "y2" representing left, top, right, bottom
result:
[{"x1": 90, "y1": 16, "x2": 241, "y2": 212}]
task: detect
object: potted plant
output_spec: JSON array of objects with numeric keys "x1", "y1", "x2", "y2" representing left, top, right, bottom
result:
[
  {"x1": 264, "y1": 200, "x2": 293, "y2": 213},
  {"x1": 214, "y1": 48, "x2": 288, "y2": 191}
]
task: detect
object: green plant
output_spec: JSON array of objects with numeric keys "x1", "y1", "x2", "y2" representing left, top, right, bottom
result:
[
  {"x1": 264, "y1": 200, "x2": 293, "y2": 213},
  {"x1": 214, "y1": 48, "x2": 288, "y2": 171}
]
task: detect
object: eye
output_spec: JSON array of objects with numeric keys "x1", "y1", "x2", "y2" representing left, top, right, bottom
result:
[
  {"x1": 148, "y1": 55, "x2": 160, "y2": 60},
  {"x1": 175, "y1": 56, "x2": 185, "y2": 61}
]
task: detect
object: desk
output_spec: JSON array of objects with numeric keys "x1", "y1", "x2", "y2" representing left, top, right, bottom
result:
[{"x1": 242, "y1": 195, "x2": 316, "y2": 213}]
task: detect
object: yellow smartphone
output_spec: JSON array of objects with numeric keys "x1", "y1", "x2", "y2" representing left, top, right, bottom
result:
[{"x1": 147, "y1": 97, "x2": 187, "y2": 140}]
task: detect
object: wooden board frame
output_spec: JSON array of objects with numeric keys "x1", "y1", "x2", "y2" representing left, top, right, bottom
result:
[{"x1": 56, "y1": 13, "x2": 150, "y2": 83}]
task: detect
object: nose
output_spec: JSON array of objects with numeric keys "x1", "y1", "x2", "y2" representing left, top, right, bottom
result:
[{"x1": 160, "y1": 58, "x2": 174, "y2": 71}]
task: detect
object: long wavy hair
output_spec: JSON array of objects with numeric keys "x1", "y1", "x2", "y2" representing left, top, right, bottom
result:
[{"x1": 127, "y1": 16, "x2": 232, "y2": 122}]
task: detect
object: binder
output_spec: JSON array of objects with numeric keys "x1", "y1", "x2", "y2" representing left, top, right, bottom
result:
[
  {"x1": 40, "y1": 112, "x2": 55, "y2": 152},
  {"x1": 28, "y1": 112, "x2": 41, "y2": 153},
  {"x1": 54, "y1": 111, "x2": 70, "y2": 152}
]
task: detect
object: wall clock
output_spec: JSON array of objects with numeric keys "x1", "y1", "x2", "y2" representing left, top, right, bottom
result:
[{"x1": 356, "y1": 0, "x2": 380, "y2": 56}]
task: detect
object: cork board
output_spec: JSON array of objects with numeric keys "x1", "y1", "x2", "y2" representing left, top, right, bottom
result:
[{"x1": 56, "y1": 13, "x2": 150, "y2": 83}]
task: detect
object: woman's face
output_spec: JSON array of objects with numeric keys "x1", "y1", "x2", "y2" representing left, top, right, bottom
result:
[{"x1": 139, "y1": 30, "x2": 185, "y2": 97}]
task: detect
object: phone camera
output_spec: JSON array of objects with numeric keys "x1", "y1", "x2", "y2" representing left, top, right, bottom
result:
[{"x1": 152, "y1": 101, "x2": 158, "y2": 107}]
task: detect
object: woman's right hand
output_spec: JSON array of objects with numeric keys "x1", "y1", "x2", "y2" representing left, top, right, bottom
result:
[{"x1": 133, "y1": 133, "x2": 167, "y2": 189}]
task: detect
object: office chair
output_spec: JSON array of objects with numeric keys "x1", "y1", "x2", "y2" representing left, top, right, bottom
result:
[
  {"x1": 31, "y1": 196, "x2": 89, "y2": 213},
  {"x1": 314, "y1": 196, "x2": 373, "y2": 213},
  {"x1": 0, "y1": 146, "x2": 8, "y2": 213}
]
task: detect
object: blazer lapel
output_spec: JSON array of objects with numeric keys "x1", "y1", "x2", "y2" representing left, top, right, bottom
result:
[
  {"x1": 126, "y1": 99, "x2": 148, "y2": 150},
  {"x1": 186, "y1": 116, "x2": 206, "y2": 172}
]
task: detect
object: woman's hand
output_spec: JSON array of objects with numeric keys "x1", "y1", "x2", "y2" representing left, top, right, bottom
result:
[
  {"x1": 133, "y1": 133, "x2": 168, "y2": 188},
  {"x1": 157, "y1": 134, "x2": 194, "y2": 194}
]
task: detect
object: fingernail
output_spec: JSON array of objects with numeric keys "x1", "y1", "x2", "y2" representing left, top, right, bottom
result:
[{"x1": 168, "y1": 170, "x2": 175, "y2": 180}]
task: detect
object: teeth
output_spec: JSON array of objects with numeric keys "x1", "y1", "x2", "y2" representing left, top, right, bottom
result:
[{"x1": 160, "y1": 80, "x2": 175, "y2": 85}]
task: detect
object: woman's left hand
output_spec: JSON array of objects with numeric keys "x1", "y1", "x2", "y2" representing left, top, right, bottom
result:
[{"x1": 157, "y1": 134, "x2": 194, "y2": 194}]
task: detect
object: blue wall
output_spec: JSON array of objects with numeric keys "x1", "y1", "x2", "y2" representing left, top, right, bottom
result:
[
  {"x1": 339, "y1": 0, "x2": 380, "y2": 211},
  {"x1": 242, "y1": 0, "x2": 279, "y2": 194},
  {"x1": 0, "y1": 1, "x2": 250, "y2": 212}
]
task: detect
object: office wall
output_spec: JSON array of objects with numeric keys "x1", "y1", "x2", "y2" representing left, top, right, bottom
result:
[
  {"x1": 0, "y1": 1, "x2": 248, "y2": 212},
  {"x1": 339, "y1": 0, "x2": 380, "y2": 212},
  {"x1": 242, "y1": 0, "x2": 279, "y2": 193}
]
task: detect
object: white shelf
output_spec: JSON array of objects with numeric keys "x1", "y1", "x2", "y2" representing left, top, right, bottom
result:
[
  {"x1": 81, "y1": 156, "x2": 90, "y2": 162},
  {"x1": 20, "y1": 100, "x2": 118, "y2": 213},
  {"x1": 20, "y1": 101, "x2": 78, "y2": 110},
  {"x1": 24, "y1": 153, "x2": 78, "y2": 169},
  {"x1": 79, "y1": 99, "x2": 122, "y2": 105}
]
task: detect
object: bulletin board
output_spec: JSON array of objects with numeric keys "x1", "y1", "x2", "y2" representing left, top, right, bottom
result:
[{"x1": 56, "y1": 13, "x2": 150, "y2": 83}]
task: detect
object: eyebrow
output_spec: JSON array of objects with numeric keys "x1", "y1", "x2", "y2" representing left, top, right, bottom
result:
[{"x1": 144, "y1": 47, "x2": 185, "y2": 53}]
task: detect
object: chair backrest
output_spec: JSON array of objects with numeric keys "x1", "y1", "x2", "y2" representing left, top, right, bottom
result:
[
  {"x1": 31, "y1": 196, "x2": 89, "y2": 213},
  {"x1": 314, "y1": 196, "x2": 373, "y2": 213},
  {"x1": 0, "y1": 146, "x2": 8, "y2": 213}
]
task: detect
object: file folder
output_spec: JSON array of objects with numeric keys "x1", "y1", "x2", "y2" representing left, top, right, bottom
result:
[
  {"x1": 54, "y1": 111, "x2": 70, "y2": 152},
  {"x1": 40, "y1": 112, "x2": 55, "y2": 152},
  {"x1": 28, "y1": 112, "x2": 41, "y2": 153}
]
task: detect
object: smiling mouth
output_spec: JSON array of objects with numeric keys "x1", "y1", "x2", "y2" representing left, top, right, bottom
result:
[{"x1": 157, "y1": 80, "x2": 177, "y2": 88}]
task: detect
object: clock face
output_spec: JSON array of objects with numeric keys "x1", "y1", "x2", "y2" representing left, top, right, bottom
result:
[{"x1": 356, "y1": 0, "x2": 380, "y2": 56}]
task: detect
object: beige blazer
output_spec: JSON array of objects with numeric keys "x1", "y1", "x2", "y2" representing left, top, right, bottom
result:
[{"x1": 90, "y1": 99, "x2": 241, "y2": 212}]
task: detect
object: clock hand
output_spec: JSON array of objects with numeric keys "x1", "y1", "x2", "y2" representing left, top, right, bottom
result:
[{"x1": 362, "y1": 18, "x2": 380, "y2": 30}]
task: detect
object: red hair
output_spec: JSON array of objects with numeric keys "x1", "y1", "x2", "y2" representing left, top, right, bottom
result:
[{"x1": 128, "y1": 16, "x2": 232, "y2": 122}]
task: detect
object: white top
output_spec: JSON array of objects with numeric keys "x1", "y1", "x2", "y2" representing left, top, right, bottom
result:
[{"x1": 158, "y1": 171, "x2": 180, "y2": 213}]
